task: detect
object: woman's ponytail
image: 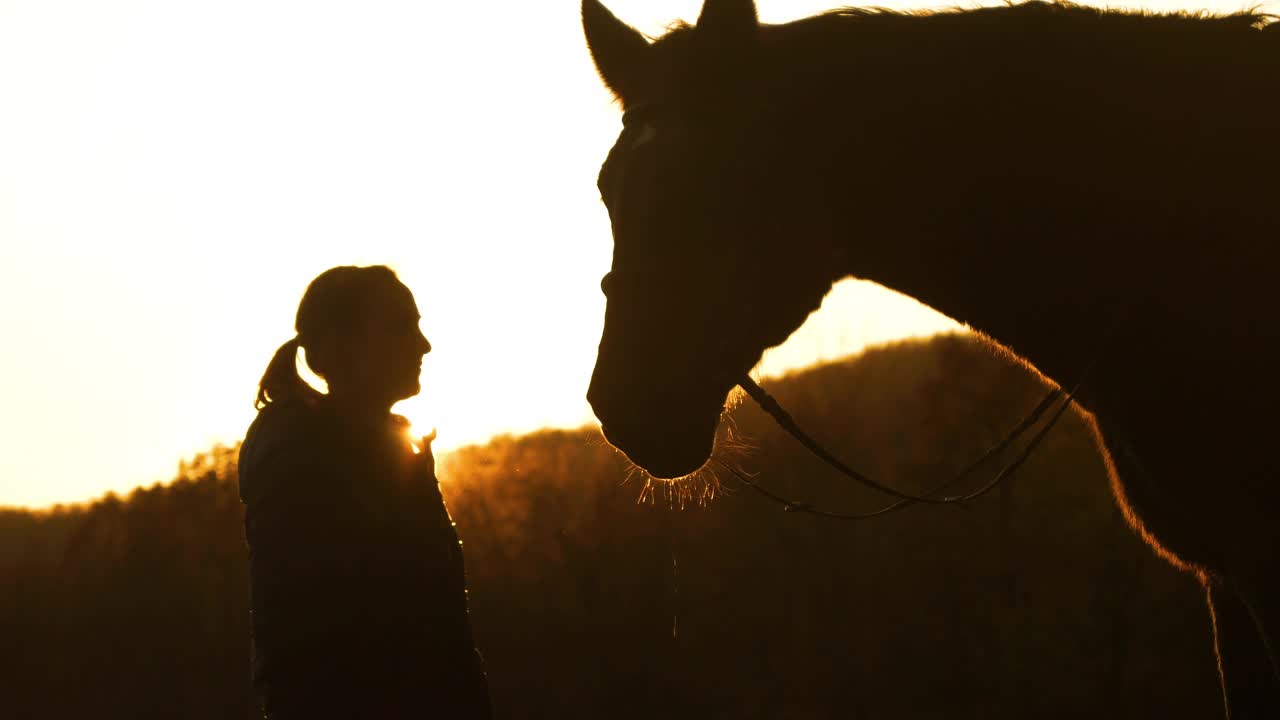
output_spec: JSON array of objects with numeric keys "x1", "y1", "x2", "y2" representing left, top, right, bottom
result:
[{"x1": 255, "y1": 337, "x2": 320, "y2": 410}]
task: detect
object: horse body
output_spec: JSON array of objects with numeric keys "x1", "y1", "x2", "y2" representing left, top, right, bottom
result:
[
  {"x1": 762, "y1": 6, "x2": 1280, "y2": 569},
  {"x1": 583, "y1": 1, "x2": 1280, "y2": 714}
]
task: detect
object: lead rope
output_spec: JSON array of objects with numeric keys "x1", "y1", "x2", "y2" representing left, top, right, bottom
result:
[{"x1": 727, "y1": 348, "x2": 1100, "y2": 519}]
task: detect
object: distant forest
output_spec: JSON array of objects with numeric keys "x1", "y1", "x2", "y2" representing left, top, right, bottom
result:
[{"x1": 0, "y1": 334, "x2": 1220, "y2": 719}]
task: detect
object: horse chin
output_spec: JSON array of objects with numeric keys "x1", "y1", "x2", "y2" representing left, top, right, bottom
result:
[{"x1": 600, "y1": 410, "x2": 720, "y2": 480}]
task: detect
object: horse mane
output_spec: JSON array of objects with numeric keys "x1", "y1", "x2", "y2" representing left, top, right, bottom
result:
[
  {"x1": 816, "y1": 2, "x2": 1270, "y2": 27},
  {"x1": 638, "y1": 1, "x2": 1279, "y2": 130},
  {"x1": 780, "y1": 2, "x2": 1274, "y2": 38},
  {"x1": 649, "y1": 2, "x2": 1276, "y2": 56}
]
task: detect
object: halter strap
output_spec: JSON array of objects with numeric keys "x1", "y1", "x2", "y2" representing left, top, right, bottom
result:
[{"x1": 732, "y1": 327, "x2": 1115, "y2": 519}]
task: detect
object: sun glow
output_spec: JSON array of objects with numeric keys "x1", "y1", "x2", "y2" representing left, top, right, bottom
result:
[{"x1": 3, "y1": 0, "x2": 1264, "y2": 508}]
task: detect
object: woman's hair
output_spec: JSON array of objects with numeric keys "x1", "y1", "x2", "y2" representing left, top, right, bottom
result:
[{"x1": 255, "y1": 264, "x2": 401, "y2": 410}]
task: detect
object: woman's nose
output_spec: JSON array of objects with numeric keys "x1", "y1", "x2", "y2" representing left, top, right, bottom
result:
[{"x1": 418, "y1": 332, "x2": 432, "y2": 355}]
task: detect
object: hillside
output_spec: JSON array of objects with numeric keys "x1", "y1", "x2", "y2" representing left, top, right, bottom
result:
[{"x1": 0, "y1": 334, "x2": 1219, "y2": 718}]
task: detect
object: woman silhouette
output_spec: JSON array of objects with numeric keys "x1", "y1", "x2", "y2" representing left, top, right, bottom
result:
[{"x1": 238, "y1": 265, "x2": 491, "y2": 719}]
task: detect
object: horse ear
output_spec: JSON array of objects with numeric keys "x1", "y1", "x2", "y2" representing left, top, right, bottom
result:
[
  {"x1": 695, "y1": 0, "x2": 758, "y2": 36},
  {"x1": 582, "y1": 0, "x2": 650, "y2": 105}
]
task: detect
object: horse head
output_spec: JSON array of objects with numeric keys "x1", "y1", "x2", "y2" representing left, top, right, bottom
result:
[{"x1": 583, "y1": 0, "x2": 839, "y2": 478}]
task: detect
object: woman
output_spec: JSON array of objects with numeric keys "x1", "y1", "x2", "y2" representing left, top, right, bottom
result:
[{"x1": 238, "y1": 265, "x2": 491, "y2": 719}]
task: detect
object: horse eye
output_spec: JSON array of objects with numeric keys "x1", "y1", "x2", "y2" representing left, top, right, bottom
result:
[{"x1": 629, "y1": 123, "x2": 658, "y2": 149}]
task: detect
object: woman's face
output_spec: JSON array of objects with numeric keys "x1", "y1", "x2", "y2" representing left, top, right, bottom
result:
[{"x1": 331, "y1": 279, "x2": 432, "y2": 406}]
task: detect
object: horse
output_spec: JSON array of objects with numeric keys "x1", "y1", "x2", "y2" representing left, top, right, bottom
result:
[{"x1": 581, "y1": 0, "x2": 1279, "y2": 715}]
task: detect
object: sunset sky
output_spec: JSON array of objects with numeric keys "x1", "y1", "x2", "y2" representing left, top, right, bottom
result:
[{"x1": 1, "y1": 0, "x2": 1267, "y2": 508}]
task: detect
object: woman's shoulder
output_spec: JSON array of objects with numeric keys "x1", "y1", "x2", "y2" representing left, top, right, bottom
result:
[
  {"x1": 243, "y1": 398, "x2": 324, "y2": 454},
  {"x1": 238, "y1": 399, "x2": 332, "y2": 504}
]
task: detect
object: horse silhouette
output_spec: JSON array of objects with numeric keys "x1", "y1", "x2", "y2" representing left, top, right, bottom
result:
[{"x1": 582, "y1": 1, "x2": 1279, "y2": 716}]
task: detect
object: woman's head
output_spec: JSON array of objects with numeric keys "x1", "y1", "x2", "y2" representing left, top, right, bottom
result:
[{"x1": 256, "y1": 265, "x2": 432, "y2": 410}]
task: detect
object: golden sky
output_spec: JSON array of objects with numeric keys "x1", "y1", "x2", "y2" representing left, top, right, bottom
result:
[{"x1": 0, "y1": 0, "x2": 1265, "y2": 508}]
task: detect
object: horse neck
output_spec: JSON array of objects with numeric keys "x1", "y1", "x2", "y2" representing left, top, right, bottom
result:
[
  {"x1": 779, "y1": 138, "x2": 1124, "y2": 388},
  {"x1": 760, "y1": 11, "x2": 1271, "y2": 387}
]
